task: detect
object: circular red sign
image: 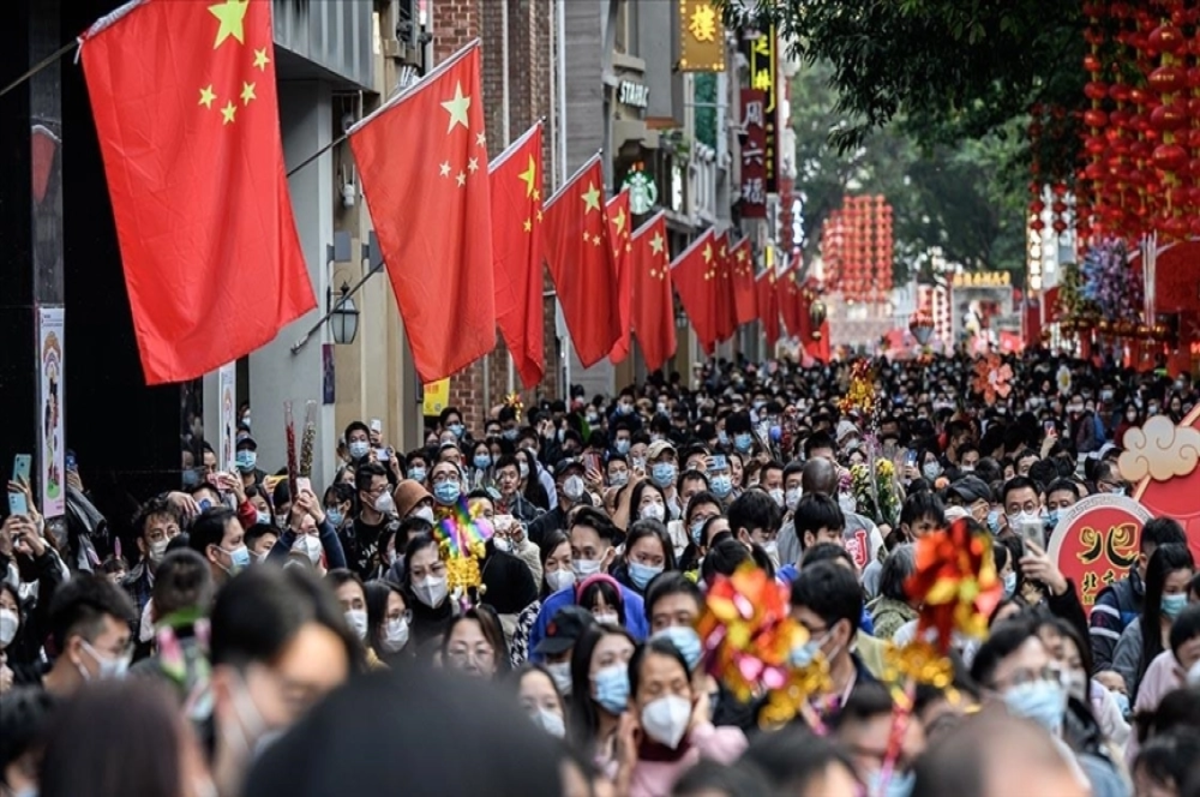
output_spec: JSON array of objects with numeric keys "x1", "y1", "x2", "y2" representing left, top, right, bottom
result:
[{"x1": 1047, "y1": 494, "x2": 1153, "y2": 616}]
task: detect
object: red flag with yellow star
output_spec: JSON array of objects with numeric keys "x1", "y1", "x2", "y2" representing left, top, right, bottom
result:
[
  {"x1": 756, "y1": 263, "x2": 781, "y2": 349},
  {"x1": 778, "y1": 259, "x2": 802, "y2": 337},
  {"x1": 607, "y1": 189, "x2": 634, "y2": 364},
  {"x1": 713, "y1": 232, "x2": 737, "y2": 342},
  {"x1": 488, "y1": 122, "x2": 545, "y2": 388},
  {"x1": 348, "y1": 42, "x2": 493, "y2": 383},
  {"x1": 731, "y1": 238, "x2": 757, "y2": 325},
  {"x1": 79, "y1": 0, "x2": 313, "y2": 385},
  {"x1": 543, "y1": 155, "x2": 619, "y2": 367},
  {"x1": 670, "y1": 228, "x2": 719, "y2": 354},
  {"x1": 630, "y1": 212, "x2": 676, "y2": 373}
]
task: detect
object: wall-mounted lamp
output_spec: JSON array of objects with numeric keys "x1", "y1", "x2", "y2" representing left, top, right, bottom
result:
[{"x1": 291, "y1": 232, "x2": 384, "y2": 354}]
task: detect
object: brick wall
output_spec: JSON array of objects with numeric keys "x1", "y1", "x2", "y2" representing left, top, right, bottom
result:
[{"x1": 431, "y1": 0, "x2": 558, "y2": 435}]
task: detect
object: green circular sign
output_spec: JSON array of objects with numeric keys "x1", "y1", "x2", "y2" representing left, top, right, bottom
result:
[{"x1": 623, "y1": 171, "x2": 658, "y2": 215}]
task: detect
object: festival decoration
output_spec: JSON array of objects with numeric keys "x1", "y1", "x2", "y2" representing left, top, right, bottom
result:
[
  {"x1": 909, "y1": 309, "x2": 934, "y2": 346},
  {"x1": 838, "y1": 360, "x2": 876, "y2": 415},
  {"x1": 504, "y1": 392, "x2": 524, "y2": 421},
  {"x1": 1056, "y1": 364, "x2": 1073, "y2": 395},
  {"x1": 1046, "y1": 494, "x2": 1152, "y2": 613},
  {"x1": 1079, "y1": 239, "x2": 1143, "y2": 325},
  {"x1": 849, "y1": 459, "x2": 900, "y2": 527},
  {"x1": 697, "y1": 564, "x2": 831, "y2": 729},
  {"x1": 283, "y1": 400, "x2": 298, "y2": 501},
  {"x1": 298, "y1": 400, "x2": 317, "y2": 478},
  {"x1": 433, "y1": 498, "x2": 495, "y2": 609},
  {"x1": 971, "y1": 354, "x2": 1013, "y2": 406},
  {"x1": 1125, "y1": 406, "x2": 1200, "y2": 564},
  {"x1": 904, "y1": 517, "x2": 1003, "y2": 653}
]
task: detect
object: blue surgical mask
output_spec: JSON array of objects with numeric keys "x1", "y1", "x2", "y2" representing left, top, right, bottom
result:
[
  {"x1": 733, "y1": 433, "x2": 753, "y2": 453},
  {"x1": 710, "y1": 475, "x2": 733, "y2": 499},
  {"x1": 690, "y1": 519, "x2": 707, "y2": 546},
  {"x1": 433, "y1": 481, "x2": 461, "y2": 506},
  {"x1": 235, "y1": 450, "x2": 257, "y2": 472},
  {"x1": 986, "y1": 508, "x2": 1001, "y2": 535},
  {"x1": 614, "y1": 439, "x2": 631, "y2": 455},
  {"x1": 650, "y1": 462, "x2": 677, "y2": 488},
  {"x1": 592, "y1": 664, "x2": 630, "y2": 715},
  {"x1": 182, "y1": 469, "x2": 200, "y2": 489},
  {"x1": 1003, "y1": 571, "x2": 1017, "y2": 599},
  {"x1": 449, "y1": 423, "x2": 465, "y2": 439},
  {"x1": 1004, "y1": 680, "x2": 1066, "y2": 733},
  {"x1": 220, "y1": 544, "x2": 251, "y2": 575},
  {"x1": 867, "y1": 769, "x2": 916, "y2": 797},
  {"x1": 652, "y1": 626, "x2": 704, "y2": 672},
  {"x1": 408, "y1": 466, "x2": 427, "y2": 483},
  {"x1": 502, "y1": 428, "x2": 519, "y2": 441},
  {"x1": 255, "y1": 510, "x2": 271, "y2": 526},
  {"x1": 1044, "y1": 510, "x2": 1060, "y2": 531},
  {"x1": 717, "y1": 431, "x2": 729, "y2": 446},
  {"x1": 609, "y1": 471, "x2": 629, "y2": 488},
  {"x1": 1162, "y1": 593, "x2": 1188, "y2": 620},
  {"x1": 628, "y1": 561, "x2": 663, "y2": 590},
  {"x1": 348, "y1": 440, "x2": 370, "y2": 460},
  {"x1": 473, "y1": 454, "x2": 492, "y2": 470},
  {"x1": 326, "y1": 508, "x2": 344, "y2": 527}
]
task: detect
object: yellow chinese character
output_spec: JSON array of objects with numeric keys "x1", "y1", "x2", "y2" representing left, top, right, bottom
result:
[
  {"x1": 688, "y1": 2, "x2": 718, "y2": 43},
  {"x1": 753, "y1": 69, "x2": 772, "y2": 91},
  {"x1": 1080, "y1": 571, "x2": 1099, "y2": 605}
]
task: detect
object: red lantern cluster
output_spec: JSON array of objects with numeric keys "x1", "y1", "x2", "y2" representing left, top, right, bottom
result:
[
  {"x1": 909, "y1": 308, "x2": 935, "y2": 346},
  {"x1": 1078, "y1": 0, "x2": 1200, "y2": 242},
  {"x1": 1028, "y1": 105, "x2": 1075, "y2": 238},
  {"x1": 821, "y1": 194, "x2": 894, "y2": 303}
]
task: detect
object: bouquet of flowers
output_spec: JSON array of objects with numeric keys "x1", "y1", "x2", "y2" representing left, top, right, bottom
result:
[{"x1": 849, "y1": 459, "x2": 900, "y2": 527}]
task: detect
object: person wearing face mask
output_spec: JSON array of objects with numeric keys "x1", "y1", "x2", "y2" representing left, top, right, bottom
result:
[
  {"x1": 39, "y1": 574, "x2": 136, "y2": 697},
  {"x1": 344, "y1": 421, "x2": 374, "y2": 465},
  {"x1": 645, "y1": 440, "x2": 682, "y2": 520},
  {"x1": 493, "y1": 454, "x2": 544, "y2": 524},
  {"x1": 363, "y1": 580, "x2": 412, "y2": 666},
  {"x1": 188, "y1": 506, "x2": 252, "y2": 587},
  {"x1": 428, "y1": 461, "x2": 466, "y2": 518},
  {"x1": 439, "y1": 406, "x2": 468, "y2": 443},
  {"x1": 832, "y1": 683, "x2": 926, "y2": 797},
  {"x1": 321, "y1": 483, "x2": 355, "y2": 534},
  {"x1": 405, "y1": 535, "x2": 457, "y2": 648},
  {"x1": 341, "y1": 463, "x2": 400, "y2": 580},
  {"x1": 1131, "y1": 604, "x2": 1200, "y2": 725},
  {"x1": 234, "y1": 435, "x2": 266, "y2": 491},
  {"x1": 516, "y1": 663, "x2": 570, "y2": 739},
  {"x1": 327, "y1": 569, "x2": 387, "y2": 671},
  {"x1": 266, "y1": 487, "x2": 347, "y2": 574},
  {"x1": 527, "y1": 459, "x2": 589, "y2": 547},
  {"x1": 120, "y1": 497, "x2": 183, "y2": 618},
  {"x1": 612, "y1": 638, "x2": 748, "y2": 797},
  {"x1": 528, "y1": 509, "x2": 648, "y2": 660},
  {"x1": 611, "y1": 522, "x2": 676, "y2": 596},
  {"x1": 569, "y1": 623, "x2": 637, "y2": 774}
]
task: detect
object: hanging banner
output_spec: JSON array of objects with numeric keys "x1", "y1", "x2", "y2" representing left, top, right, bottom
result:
[
  {"x1": 740, "y1": 88, "x2": 767, "y2": 219},
  {"x1": 37, "y1": 307, "x2": 65, "y2": 519},
  {"x1": 740, "y1": 26, "x2": 778, "y2": 193},
  {"x1": 1047, "y1": 493, "x2": 1153, "y2": 615},
  {"x1": 423, "y1": 379, "x2": 450, "y2": 417},
  {"x1": 678, "y1": 0, "x2": 726, "y2": 72},
  {"x1": 218, "y1": 363, "x2": 237, "y2": 473}
]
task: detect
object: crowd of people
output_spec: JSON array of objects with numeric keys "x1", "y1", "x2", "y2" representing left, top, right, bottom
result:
[{"x1": 3, "y1": 350, "x2": 1200, "y2": 797}]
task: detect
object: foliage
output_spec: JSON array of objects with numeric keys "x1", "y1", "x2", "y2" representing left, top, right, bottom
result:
[{"x1": 694, "y1": 73, "x2": 718, "y2": 150}]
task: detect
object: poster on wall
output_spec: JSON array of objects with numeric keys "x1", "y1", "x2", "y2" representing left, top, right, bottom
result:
[
  {"x1": 948, "y1": 272, "x2": 1019, "y2": 353},
  {"x1": 37, "y1": 307, "x2": 65, "y2": 519},
  {"x1": 423, "y1": 379, "x2": 450, "y2": 417},
  {"x1": 218, "y1": 363, "x2": 236, "y2": 473}
]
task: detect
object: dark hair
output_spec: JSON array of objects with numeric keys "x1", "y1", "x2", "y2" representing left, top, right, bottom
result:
[
  {"x1": 443, "y1": 605, "x2": 510, "y2": 676},
  {"x1": 570, "y1": 507, "x2": 620, "y2": 545},
  {"x1": 538, "y1": 531, "x2": 571, "y2": 597},
  {"x1": 402, "y1": 535, "x2": 440, "y2": 590},
  {"x1": 878, "y1": 544, "x2": 917, "y2": 603},
  {"x1": 355, "y1": 462, "x2": 388, "y2": 494},
  {"x1": 1033, "y1": 612, "x2": 1095, "y2": 683},
  {"x1": 151, "y1": 549, "x2": 213, "y2": 620},
  {"x1": 187, "y1": 506, "x2": 238, "y2": 560},
  {"x1": 132, "y1": 497, "x2": 180, "y2": 542},
  {"x1": 739, "y1": 723, "x2": 856, "y2": 794},
  {"x1": 1000, "y1": 476, "x2": 1039, "y2": 508},
  {"x1": 628, "y1": 637, "x2": 690, "y2": 698},
  {"x1": 832, "y1": 681, "x2": 895, "y2": 729},
  {"x1": 701, "y1": 538, "x2": 754, "y2": 586},
  {"x1": 243, "y1": 523, "x2": 278, "y2": 553},
  {"x1": 209, "y1": 566, "x2": 318, "y2": 668},
  {"x1": 1169, "y1": 603, "x2": 1200, "y2": 656},
  {"x1": 789, "y1": 561, "x2": 861, "y2": 637},
  {"x1": 799, "y1": 542, "x2": 855, "y2": 571},
  {"x1": 629, "y1": 481, "x2": 667, "y2": 519},
  {"x1": 644, "y1": 572, "x2": 703, "y2": 624},
  {"x1": 363, "y1": 579, "x2": 403, "y2": 656},
  {"x1": 1044, "y1": 478, "x2": 1081, "y2": 502},
  {"x1": 47, "y1": 574, "x2": 136, "y2": 652},
  {"x1": 803, "y1": 432, "x2": 836, "y2": 458},
  {"x1": 727, "y1": 489, "x2": 780, "y2": 539},
  {"x1": 899, "y1": 490, "x2": 945, "y2": 528},
  {"x1": 0, "y1": 687, "x2": 57, "y2": 785},
  {"x1": 1142, "y1": 517, "x2": 1188, "y2": 551},
  {"x1": 1135, "y1": 730, "x2": 1200, "y2": 796},
  {"x1": 793, "y1": 494, "x2": 845, "y2": 547},
  {"x1": 623, "y1": 520, "x2": 677, "y2": 572},
  {"x1": 494, "y1": 454, "x2": 519, "y2": 474},
  {"x1": 970, "y1": 617, "x2": 1041, "y2": 687},
  {"x1": 39, "y1": 682, "x2": 185, "y2": 797},
  {"x1": 1141, "y1": 543, "x2": 1195, "y2": 682},
  {"x1": 684, "y1": 491, "x2": 721, "y2": 524},
  {"x1": 326, "y1": 568, "x2": 367, "y2": 608},
  {"x1": 569, "y1": 623, "x2": 635, "y2": 748},
  {"x1": 578, "y1": 579, "x2": 624, "y2": 625},
  {"x1": 671, "y1": 759, "x2": 775, "y2": 797}
]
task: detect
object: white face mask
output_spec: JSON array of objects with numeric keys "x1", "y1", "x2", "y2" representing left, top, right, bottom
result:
[
  {"x1": 594, "y1": 611, "x2": 619, "y2": 626},
  {"x1": 374, "y1": 492, "x2": 396, "y2": 514},
  {"x1": 292, "y1": 534, "x2": 323, "y2": 565},
  {"x1": 546, "y1": 569, "x2": 576, "y2": 593},
  {"x1": 768, "y1": 488, "x2": 785, "y2": 508},
  {"x1": 493, "y1": 536, "x2": 512, "y2": 553},
  {"x1": 546, "y1": 660, "x2": 573, "y2": 695},
  {"x1": 785, "y1": 487, "x2": 801, "y2": 512},
  {"x1": 640, "y1": 695, "x2": 692, "y2": 749},
  {"x1": 572, "y1": 558, "x2": 602, "y2": 579},
  {"x1": 344, "y1": 609, "x2": 368, "y2": 641},
  {"x1": 562, "y1": 475, "x2": 586, "y2": 502},
  {"x1": 412, "y1": 506, "x2": 436, "y2": 524},
  {"x1": 382, "y1": 617, "x2": 409, "y2": 652},
  {"x1": 0, "y1": 607, "x2": 19, "y2": 647},
  {"x1": 641, "y1": 502, "x2": 666, "y2": 522},
  {"x1": 533, "y1": 706, "x2": 566, "y2": 738},
  {"x1": 414, "y1": 575, "x2": 448, "y2": 608}
]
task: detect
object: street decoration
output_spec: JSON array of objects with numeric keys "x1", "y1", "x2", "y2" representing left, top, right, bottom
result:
[
  {"x1": 1046, "y1": 494, "x2": 1153, "y2": 614},
  {"x1": 1125, "y1": 408, "x2": 1200, "y2": 564},
  {"x1": 971, "y1": 354, "x2": 1013, "y2": 406}
]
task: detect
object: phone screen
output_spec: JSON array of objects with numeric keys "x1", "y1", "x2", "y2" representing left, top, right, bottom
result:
[
  {"x1": 1019, "y1": 519, "x2": 1044, "y2": 550},
  {"x1": 13, "y1": 454, "x2": 31, "y2": 483},
  {"x1": 370, "y1": 418, "x2": 383, "y2": 433},
  {"x1": 297, "y1": 477, "x2": 312, "y2": 495},
  {"x1": 710, "y1": 455, "x2": 728, "y2": 472},
  {"x1": 905, "y1": 450, "x2": 918, "y2": 467},
  {"x1": 8, "y1": 491, "x2": 28, "y2": 517}
]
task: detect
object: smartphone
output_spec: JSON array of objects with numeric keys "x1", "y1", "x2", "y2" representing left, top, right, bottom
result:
[
  {"x1": 13, "y1": 454, "x2": 31, "y2": 484},
  {"x1": 905, "y1": 450, "x2": 918, "y2": 468},
  {"x1": 710, "y1": 454, "x2": 728, "y2": 472},
  {"x1": 1043, "y1": 420, "x2": 1056, "y2": 434},
  {"x1": 370, "y1": 418, "x2": 383, "y2": 434},
  {"x1": 65, "y1": 451, "x2": 77, "y2": 472},
  {"x1": 296, "y1": 477, "x2": 312, "y2": 495},
  {"x1": 494, "y1": 514, "x2": 516, "y2": 533},
  {"x1": 584, "y1": 452, "x2": 601, "y2": 474},
  {"x1": 1018, "y1": 518, "x2": 1045, "y2": 550},
  {"x1": 376, "y1": 447, "x2": 390, "y2": 461},
  {"x1": 7, "y1": 491, "x2": 28, "y2": 517}
]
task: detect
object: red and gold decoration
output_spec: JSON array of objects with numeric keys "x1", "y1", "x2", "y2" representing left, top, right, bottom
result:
[
  {"x1": 971, "y1": 353, "x2": 1013, "y2": 405},
  {"x1": 822, "y1": 195, "x2": 893, "y2": 305},
  {"x1": 1123, "y1": 409, "x2": 1200, "y2": 564},
  {"x1": 1046, "y1": 494, "x2": 1153, "y2": 612},
  {"x1": 434, "y1": 498, "x2": 495, "y2": 609},
  {"x1": 837, "y1": 359, "x2": 876, "y2": 416},
  {"x1": 697, "y1": 564, "x2": 831, "y2": 729},
  {"x1": 908, "y1": 308, "x2": 935, "y2": 346}
]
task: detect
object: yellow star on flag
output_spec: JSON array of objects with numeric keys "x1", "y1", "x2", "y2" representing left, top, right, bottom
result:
[
  {"x1": 468, "y1": 157, "x2": 479, "y2": 173},
  {"x1": 592, "y1": 234, "x2": 602, "y2": 246},
  {"x1": 650, "y1": 232, "x2": 665, "y2": 256},
  {"x1": 533, "y1": 189, "x2": 541, "y2": 200},
  {"x1": 221, "y1": 101, "x2": 237, "y2": 125},
  {"x1": 703, "y1": 243, "x2": 713, "y2": 263},
  {"x1": 441, "y1": 82, "x2": 471, "y2": 133},
  {"x1": 240, "y1": 81, "x2": 256, "y2": 106},
  {"x1": 536, "y1": 209, "x2": 543, "y2": 222},
  {"x1": 476, "y1": 131, "x2": 487, "y2": 147},
  {"x1": 253, "y1": 48, "x2": 271, "y2": 71},
  {"x1": 209, "y1": 0, "x2": 249, "y2": 49},
  {"x1": 582, "y1": 183, "x2": 601, "y2": 213},
  {"x1": 456, "y1": 171, "x2": 466, "y2": 187},
  {"x1": 199, "y1": 85, "x2": 216, "y2": 109},
  {"x1": 439, "y1": 161, "x2": 451, "y2": 177},
  {"x1": 612, "y1": 207, "x2": 627, "y2": 235},
  {"x1": 518, "y1": 156, "x2": 537, "y2": 198},
  {"x1": 523, "y1": 218, "x2": 532, "y2": 232}
]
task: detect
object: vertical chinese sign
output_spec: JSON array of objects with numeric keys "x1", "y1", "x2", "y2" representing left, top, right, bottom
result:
[
  {"x1": 678, "y1": 0, "x2": 725, "y2": 72},
  {"x1": 37, "y1": 307, "x2": 65, "y2": 519},
  {"x1": 741, "y1": 88, "x2": 767, "y2": 218},
  {"x1": 741, "y1": 27, "x2": 778, "y2": 194}
]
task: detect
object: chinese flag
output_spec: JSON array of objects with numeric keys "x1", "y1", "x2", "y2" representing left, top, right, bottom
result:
[
  {"x1": 630, "y1": 212, "x2": 676, "y2": 373},
  {"x1": 756, "y1": 267, "x2": 781, "y2": 349},
  {"x1": 731, "y1": 238, "x2": 758, "y2": 325},
  {"x1": 607, "y1": 189, "x2": 634, "y2": 364},
  {"x1": 488, "y1": 122, "x2": 545, "y2": 388},
  {"x1": 80, "y1": 0, "x2": 314, "y2": 384},
  {"x1": 671, "y1": 228, "x2": 719, "y2": 353},
  {"x1": 543, "y1": 155, "x2": 619, "y2": 367},
  {"x1": 779, "y1": 262, "x2": 803, "y2": 338},
  {"x1": 349, "y1": 42, "x2": 494, "y2": 383},
  {"x1": 713, "y1": 233, "x2": 737, "y2": 341}
]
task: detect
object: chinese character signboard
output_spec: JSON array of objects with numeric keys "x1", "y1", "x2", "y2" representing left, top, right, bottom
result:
[
  {"x1": 740, "y1": 27, "x2": 777, "y2": 192},
  {"x1": 1047, "y1": 494, "x2": 1153, "y2": 614},
  {"x1": 740, "y1": 88, "x2": 767, "y2": 218},
  {"x1": 679, "y1": 0, "x2": 725, "y2": 72}
]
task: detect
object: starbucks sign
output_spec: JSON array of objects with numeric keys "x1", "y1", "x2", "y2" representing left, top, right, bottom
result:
[{"x1": 623, "y1": 170, "x2": 658, "y2": 215}]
